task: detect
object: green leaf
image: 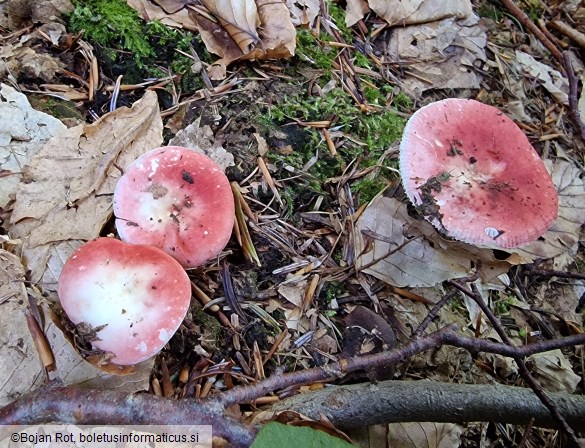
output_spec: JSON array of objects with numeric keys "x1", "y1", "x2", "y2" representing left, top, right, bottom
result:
[{"x1": 251, "y1": 422, "x2": 356, "y2": 448}]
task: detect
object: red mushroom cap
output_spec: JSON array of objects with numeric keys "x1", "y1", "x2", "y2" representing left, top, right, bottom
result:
[
  {"x1": 58, "y1": 238, "x2": 191, "y2": 365},
  {"x1": 400, "y1": 99, "x2": 558, "y2": 248},
  {"x1": 113, "y1": 146, "x2": 235, "y2": 268}
]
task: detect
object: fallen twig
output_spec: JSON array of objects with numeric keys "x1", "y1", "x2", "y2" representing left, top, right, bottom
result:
[
  {"x1": 447, "y1": 280, "x2": 582, "y2": 446},
  {"x1": 2, "y1": 321, "x2": 584, "y2": 446},
  {"x1": 269, "y1": 380, "x2": 585, "y2": 431}
]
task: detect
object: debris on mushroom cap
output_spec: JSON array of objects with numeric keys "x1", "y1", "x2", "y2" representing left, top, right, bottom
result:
[
  {"x1": 399, "y1": 98, "x2": 558, "y2": 248},
  {"x1": 58, "y1": 238, "x2": 191, "y2": 366},
  {"x1": 113, "y1": 146, "x2": 235, "y2": 268}
]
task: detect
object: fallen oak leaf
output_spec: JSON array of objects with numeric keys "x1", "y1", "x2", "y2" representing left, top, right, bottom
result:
[
  {"x1": 8, "y1": 91, "x2": 163, "y2": 287},
  {"x1": 202, "y1": 0, "x2": 260, "y2": 53},
  {"x1": 188, "y1": 0, "x2": 295, "y2": 79}
]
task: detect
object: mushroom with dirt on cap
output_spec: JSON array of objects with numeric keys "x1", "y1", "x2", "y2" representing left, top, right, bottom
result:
[
  {"x1": 113, "y1": 146, "x2": 235, "y2": 268},
  {"x1": 399, "y1": 98, "x2": 558, "y2": 249},
  {"x1": 58, "y1": 238, "x2": 191, "y2": 366}
]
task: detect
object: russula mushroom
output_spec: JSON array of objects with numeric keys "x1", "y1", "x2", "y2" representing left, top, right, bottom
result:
[
  {"x1": 113, "y1": 146, "x2": 235, "y2": 268},
  {"x1": 399, "y1": 98, "x2": 558, "y2": 248},
  {"x1": 58, "y1": 238, "x2": 191, "y2": 365}
]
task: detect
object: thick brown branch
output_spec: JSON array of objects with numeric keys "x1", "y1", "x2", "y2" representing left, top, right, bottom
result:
[
  {"x1": 269, "y1": 380, "x2": 585, "y2": 431},
  {"x1": 0, "y1": 383, "x2": 255, "y2": 448}
]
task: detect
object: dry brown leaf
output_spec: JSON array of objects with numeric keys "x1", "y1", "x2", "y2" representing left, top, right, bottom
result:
[
  {"x1": 345, "y1": 0, "x2": 370, "y2": 26},
  {"x1": 152, "y1": 0, "x2": 187, "y2": 14},
  {"x1": 191, "y1": 0, "x2": 295, "y2": 79},
  {"x1": 202, "y1": 0, "x2": 259, "y2": 53},
  {"x1": 0, "y1": 250, "x2": 42, "y2": 406},
  {"x1": 169, "y1": 117, "x2": 235, "y2": 170},
  {"x1": 528, "y1": 350, "x2": 581, "y2": 393},
  {"x1": 387, "y1": 422, "x2": 464, "y2": 448},
  {"x1": 128, "y1": 0, "x2": 294, "y2": 79},
  {"x1": 369, "y1": 0, "x2": 472, "y2": 26},
  {"x1": 9, "y1": 91, "x2": 163, "y2": 287},
  {"x1": 245, "y1": 0, "x2": 296, "y2": 61},
  {"x1": 286, "y1": 0, "x2": 320, "y2": 27},
  {"x1": 354, "y1": 197, "x2": 517, "y2": 288},
  {"x1": 0, "y1": 84, "x2": 67, "y2": 209},
  {"x1": 127, "y1": 0, "x2": 199, "y2": 31}
]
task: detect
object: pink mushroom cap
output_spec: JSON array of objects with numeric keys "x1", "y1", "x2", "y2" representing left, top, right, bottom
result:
[
  {"x1": 113, "y1": 146, "x2": 235, "y2": 268},
  {"x1": 58, "y1": 238, "x2": 191, "y2": 365},
  {"x1": 400, "y1": 99, "x2": 558, "y2": 248}
]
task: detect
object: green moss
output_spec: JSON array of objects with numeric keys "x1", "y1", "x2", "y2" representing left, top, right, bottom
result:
[
  {"x1": 68, "y1": 0, "x2": 153, "y2": 64},
  {"x1": 296, "y1": 30, "x2": 335, "y2": 75},
  {"x1": 354, "y1": 52, "x2": 372, "y2": 70},
  {"x1": 351, "y1": 177, "x2": 386, "y2": 205},
  {"x1": 327, "y1": 1, "x2": 353, "y2": 42},
  {"x1": 67, "y1": 1, "x2": 205, "y2": 89},
  {"x1": 193, "y1": 310, "x2": 223, "y2": 351}
]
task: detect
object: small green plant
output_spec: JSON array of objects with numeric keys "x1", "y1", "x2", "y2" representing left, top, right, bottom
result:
[{"x1": 494, "y1": 295, "x2": 515, "y2": 316}]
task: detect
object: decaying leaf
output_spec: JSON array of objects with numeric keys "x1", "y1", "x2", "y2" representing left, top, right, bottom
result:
[
  {"x1": 286, "y1": 0, "x2": 320, "y2": 27},
  {"x1": 386, "y1": 14, "x2": 487, "y2": 95},
  {"x1": 0, "y1": 84, "x2": 67, "y2": 209},
  {"x1": 8, "y1": 91, "x2": 163, "y2": 287},
  {"x1": 169, "y1": 117, "x2": 235, "y2": 170},
  {"x1": 127, "y1": 0, "x2": 199, "y2": 31},
  {"x1": 369, "y1": 0, "x2": 472, "y2": 26},
  {"x1": 387, "y1": 422, "x2": 464, "y2": 448},
  {"x1": 128, "y1": 0, "x2": 295, "y2": 79},
  {"x1": 0, "y1": 250, "x2": 41, "y2": 407},
  {"x1": 345, "y1": 0, "x2": 369, "y2": 26},
  {"x1": 528, "y1": 349, "x2": 581, "y2": 393},
  {"x1": 202, "y1": 0, "x2": 260, "y2": 53},
  {"x1": 516, "y1": 51, "x2": 569, "y2": 104},
  {"x1": 354, "y1": 197, "x2": 518, "y2": 288}
]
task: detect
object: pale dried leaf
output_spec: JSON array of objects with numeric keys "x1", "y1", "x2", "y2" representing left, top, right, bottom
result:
[
  {"x1": 387, "y1": 422, "x2": 464, "y2": 448},
  {"x1": 127, "y1": 0, "x2": 199, "y2": 31},
  {"x1": 386, "y1": 15, "x2": 486, "y2": 95},
  {"x1": 278, "y1": 277, "x2": 308, "y2": 308},
  {"x1": 369, "y1": 0, "x2": 472, "y2": 26},
  {"x1": 169, "y1": 117, "x2": 234, "y2": 170},
  {"x1": 0, "y1": 84, "x2": 66, "y2": 209},
  {"x1": 528, "y1": 349, "x2": 581, "y2": 393},
  {"x1": 284, "y1": 307, "x2": 310, "y2": 332},
  {"x1": 516, "y1": 51, "x2": 569, "y2": 104},
  {"x1": 202, "y1": 0, "x2": 259, "y2": 53},
  {"x1": 513, "y1": 159, "x2": 585, "y2": 260},
  {"x1": 355, "y1": 197, "x2": 516, "y2": 288},
  {"x1": 0, "y1": 251, "x2": 41, "y2": 406},
  {"x1": 345, "y1": 0, "x2": 369, "y2": 26},
  {"x1": 286, "y1": 0, "x2": 320, "y2": 27},
  {"x1": 9, "y1": 91, "x2": 163, "y2": 287}
]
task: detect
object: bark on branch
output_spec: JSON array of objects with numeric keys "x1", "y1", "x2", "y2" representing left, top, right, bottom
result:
[{"x1": 269, "y1": 380, "x2": 585, "y2": 431}]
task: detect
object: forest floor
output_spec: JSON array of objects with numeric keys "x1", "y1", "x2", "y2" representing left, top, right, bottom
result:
[{"x1": 0, "y1": 0, "x2": 584, "y2": 447}]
